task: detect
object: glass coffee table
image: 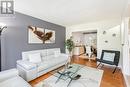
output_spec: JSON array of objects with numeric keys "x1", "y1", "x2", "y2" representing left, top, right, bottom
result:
[{"x1": 49, "y1": 64, "x2": 84, "y2": 87}]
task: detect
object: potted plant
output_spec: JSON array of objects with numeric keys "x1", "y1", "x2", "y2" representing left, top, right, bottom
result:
[{"x1": 65, "y1": 37, "x2": 74, "y2": 58}]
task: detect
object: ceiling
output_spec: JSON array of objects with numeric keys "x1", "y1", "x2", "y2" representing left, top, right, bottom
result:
[{"x1": 15, "y1": 0, "x2": 128, "y2": 26}]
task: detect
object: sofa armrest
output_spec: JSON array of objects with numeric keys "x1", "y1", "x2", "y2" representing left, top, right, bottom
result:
[
  {"x1": 0, "y1": 68, "x2": 18, "y2": 82},
  {"x1": 17, "y1": 60, "x2": 37, "y2": 70},
  {"x1": 60, "y1": 53, "x2": 70, "y2": 62},
  {"x1": 60, "y1": 53, "x2": 69, "y2": 58}
]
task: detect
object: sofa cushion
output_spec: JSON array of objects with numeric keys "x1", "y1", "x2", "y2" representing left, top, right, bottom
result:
[
  {"x1": 0, "y1": 76, "x2": 31, "y2": 87},
  {"x1": 54, "y1": 51, "x2": 61, "y2": 57},
  {"x1": 22, "y1": 48, "x2": 61, "y2": 60},
  {"x1": 38, "y1": 56, "x2": 68, "y2": 72},
  {"x1": 38, "y1": 62, "x2": 56, "y2": 72},
  {"x1": 54, "y1": 56, "x2": 68, "y2": 63},
  {"x1": 37, "y1": 62, "x2": 50, "y2": 72},
  {"x1": 103, "y1": 52, "x2": 115, "y2": 62},
  {"x1": 46, "y1": 48, "x2": 61, "y2": 56},
  {"x1": 22, "y1": 50, "x2": 43, "y2": 60},
  {"x1": 46, "y1": 49, "x2": 54, "y2": 56},
  {"x1": 41, "y1": 55, "x2": 55, "y2": 61},
  {"x1": 28, "y1": 53, "x2": 42, "y2": 63},
  {"x1": 41, "y1": 50, "x2": 47, "y2": 57}
]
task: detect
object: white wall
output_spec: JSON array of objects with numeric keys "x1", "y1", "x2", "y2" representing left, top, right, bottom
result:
[
  {"x1": 121, "y1": 17, "x2": 130, "y2": 75},
  {"x1": 121, "y1": 3, "x2": 130, "y2": 86},
  {"x1": 66, "y1": 19, "x2": 121, "y2": 39},
  {"x1": 66, "y1": 19, "x2": 122, "y2": 65},
  {"x1": 97, "y1": 25, "x2": 121, "y2": 58}
]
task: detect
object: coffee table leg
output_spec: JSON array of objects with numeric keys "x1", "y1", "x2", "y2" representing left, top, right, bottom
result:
[
  {"x1": 67, "y1": 79, "x2": 72, "y2": 87},
  {"x1": 55, "y1": 74, "x2": 63, "y2": 83}
]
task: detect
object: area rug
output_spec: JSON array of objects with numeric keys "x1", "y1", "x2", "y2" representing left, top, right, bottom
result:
[{"x1": 35, "y1": 65, "x2": 103, "y2": 87}]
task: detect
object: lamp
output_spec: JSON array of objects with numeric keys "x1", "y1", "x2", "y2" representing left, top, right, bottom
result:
[{"x1": 0, "y1": 23, "x2": 7, "y2": 71}]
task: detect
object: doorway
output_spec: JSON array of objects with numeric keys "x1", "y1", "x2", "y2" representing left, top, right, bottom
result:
[{"x1": 72, "y1": 30, "x2": 97, "y2": 60}]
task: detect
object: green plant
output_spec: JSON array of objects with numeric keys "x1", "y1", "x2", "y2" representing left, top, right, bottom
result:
[{"x1": 65, "y1": 38, "x2": 74, "y2": 53}]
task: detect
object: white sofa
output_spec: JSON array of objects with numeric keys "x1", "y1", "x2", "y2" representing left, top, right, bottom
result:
[
  {"x1": 0, "y1": 69, "x2": 31, "y2": 87},
  {"x1": 17, "y1": 48, "x2": 69, "y2": 81}
]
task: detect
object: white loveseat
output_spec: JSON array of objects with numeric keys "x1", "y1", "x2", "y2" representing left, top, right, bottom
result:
[
  {"x1": 0, "y1": 69, "x2": 31, "y2": 87},
  {"x1": 17, "y1": 48, "x2": 69, "y2": 81}
]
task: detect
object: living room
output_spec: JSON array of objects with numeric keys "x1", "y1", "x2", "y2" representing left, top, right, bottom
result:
[{"x1": 0, "y1": 0, "x2": 130, "y2": 87}]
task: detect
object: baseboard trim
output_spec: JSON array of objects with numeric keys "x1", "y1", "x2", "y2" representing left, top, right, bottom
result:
[{"x1": 122, "y1": 70, "x2": 130, "y2": 87}]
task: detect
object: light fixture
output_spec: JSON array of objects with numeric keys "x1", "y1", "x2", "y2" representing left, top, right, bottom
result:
[
  {"x1": 103, "y1": 31, "x2": 106, "y2": 35},
  {"x1": 112, "y1": 33, "x2": 116, "y2": 37},
  {"x1": 0, "y1": 23, "x2": 7, "y2": 35}
]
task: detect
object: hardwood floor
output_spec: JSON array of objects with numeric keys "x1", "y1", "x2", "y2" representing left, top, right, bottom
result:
[{"x1": 29, "y1": 56, "x2": 126, "y2": 87}]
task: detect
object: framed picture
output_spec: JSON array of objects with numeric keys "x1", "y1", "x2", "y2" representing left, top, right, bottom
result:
[
  {"x1": 28, "y1": 26, "x2": 55, "y2": 44},
  {"x1": 45, "y1": 29, "x2": 55, "y2": 43}
]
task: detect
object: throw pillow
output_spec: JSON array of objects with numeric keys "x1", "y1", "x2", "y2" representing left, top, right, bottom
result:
[
  {"x1": 28, "y1": 53, "x2": 42, "y2": 63},
  {"x1": 103, "y1": 52, "x2": 115, "y2": 62}
]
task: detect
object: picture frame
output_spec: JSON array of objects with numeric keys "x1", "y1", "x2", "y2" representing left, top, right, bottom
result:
[{"x1": 28, "y1": 26, "x2": 55, "y2": 44}]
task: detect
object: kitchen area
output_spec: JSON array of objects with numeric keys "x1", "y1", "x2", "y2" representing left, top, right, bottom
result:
[{"x1": 72, "y1": 30, "x2": 97, "y2": 59}]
